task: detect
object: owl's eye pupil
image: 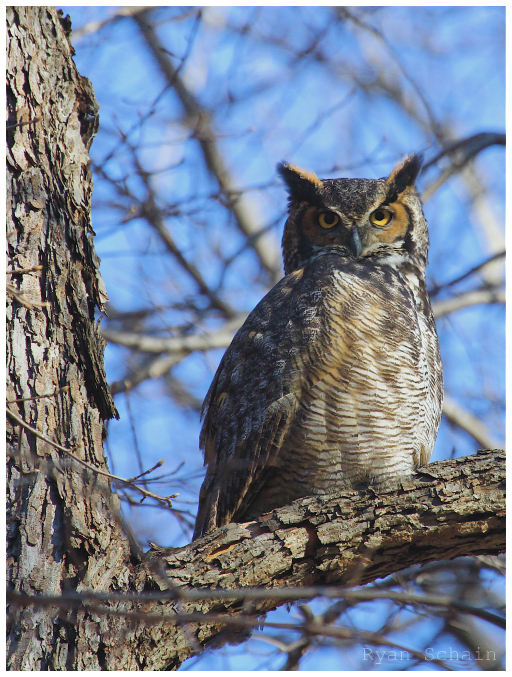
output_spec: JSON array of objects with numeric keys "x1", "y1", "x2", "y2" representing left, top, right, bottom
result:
[
  {"x1": 318, "y1": 211, "x2": 340, "y2": 229},
  {"x1": 370, "y1": 208, "x2": 393, "y2": 226}
]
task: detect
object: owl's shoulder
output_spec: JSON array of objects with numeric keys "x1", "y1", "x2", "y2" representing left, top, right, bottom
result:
[
  {"x1": 231, "y1": 249, "x2": 412, "y2": 346},
  {"x1": 228, "y1": 248, "x2": 350, "y2": 332},
  {"x1": 201, "y1": 252, "x2": 354, "y2": 420}
]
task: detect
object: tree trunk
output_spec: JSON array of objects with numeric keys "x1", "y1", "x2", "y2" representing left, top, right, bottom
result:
[
  {"x1": 6, "y1": 6, "x2": 505, "y2": 671},
  {"x1": 7, "y1": 6, "x2": 127, "y2": 670}
]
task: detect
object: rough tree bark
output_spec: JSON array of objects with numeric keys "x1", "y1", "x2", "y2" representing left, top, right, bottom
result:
[
  {"x1": 6, "y1": 6, "x2": 505, "y2": 671},
  {"x1": 7, "y1": 6, "x2": 127, "y2": 670}
]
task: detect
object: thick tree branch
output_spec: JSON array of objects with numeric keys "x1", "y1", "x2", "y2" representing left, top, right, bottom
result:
[{"x1": 8, "y1": 449, "x2": 505, "y2": 670}]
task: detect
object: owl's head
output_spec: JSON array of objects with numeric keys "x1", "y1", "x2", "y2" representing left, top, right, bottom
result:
[{"x1": 277, "y1": 155, "x2": 428, "y2": 276}]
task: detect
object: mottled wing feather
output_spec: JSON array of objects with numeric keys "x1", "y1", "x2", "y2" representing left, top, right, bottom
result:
[
  {"x1": 194, "y1": 261, "x2": 330, "y2": 538},
  {"x1": 201, "y1": 393, "x2": 296, "y2": 534}
]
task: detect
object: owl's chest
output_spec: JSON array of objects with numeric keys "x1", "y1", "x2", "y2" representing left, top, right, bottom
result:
[{"x1": 284, "y1": 272, "x2": 436, "y2": 485}]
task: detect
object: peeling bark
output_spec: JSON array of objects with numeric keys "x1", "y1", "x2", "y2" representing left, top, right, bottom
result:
[
  {"x1": 7, "y1": 7, "x2": 124, "y2": 671},
  {"x1": 6, "y1": 6, "x2": 505, "y2": 672},
  {"x1": 126, "y1": 449, "x2": 506, "y2": 669}
]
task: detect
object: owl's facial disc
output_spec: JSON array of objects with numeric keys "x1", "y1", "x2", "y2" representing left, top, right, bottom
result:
[
  {"x1": 358, "y1": 197, "x2": 412, "y2": 257},
  {"x1": 299, "y1": 206, "x2": 352, "y2": 252}
]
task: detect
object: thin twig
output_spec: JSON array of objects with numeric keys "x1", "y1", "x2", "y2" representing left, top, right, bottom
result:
[
  {"x1": 6, "y1": 117, "x2": 42, "y2": 131},
  {"x1": 7, "y1": 385, "x2": 70, "y2": 404},
  {"x1": 6, "y1": 407, "x2": 177, "y2": 506},
  {"x1": 127, "y1": 459, "x2": 164, "y2": 483},
  {"x1": 5, "y1": 584, "x2": 504, "y2": 629},
  {"x1": 6, "y1": 265, "x2": 43, "y2": 275},
  {"x1": 7, "y1": 283, "x2": 50, "y2": 310}
]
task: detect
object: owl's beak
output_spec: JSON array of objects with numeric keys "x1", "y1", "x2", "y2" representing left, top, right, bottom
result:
[{"x1": 349, "y1": 227, "x2": 362, "y2": 258}]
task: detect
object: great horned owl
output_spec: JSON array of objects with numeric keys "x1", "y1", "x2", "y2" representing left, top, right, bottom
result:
[{"x1": 193, "y1": 154, "x2": 443, "y2": 539}]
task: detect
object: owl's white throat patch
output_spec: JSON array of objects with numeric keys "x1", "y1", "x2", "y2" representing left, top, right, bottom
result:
[{"x1": 372, "y1": 251, "x2": 406, "y2": 269}]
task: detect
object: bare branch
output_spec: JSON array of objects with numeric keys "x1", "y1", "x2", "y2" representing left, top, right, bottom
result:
[
  {"x1": 133, "y1": 9, "x2": 281, "y2": 284},
  {"x1": 337, "y1": 8, "x2": 441, "y2": 136},
  {"x1": 110, "y1": 353, "x2": 185, "y2": 395},
  {"x1": 6, "y1": 407, "x2": 177, "y2": 506},
  {"x1": 424, "y1": 132, "x2": 506, "y2": 169},
  {"x1": 432, "y1": 287, "x2": 504, "y2": 318},
  {"x1": 7, "y1": 585, "x2": 504, "y2": 629},
  {"x1": 101, "y1": 316, "x2": 245, "y2": 354},
  {"x1": 459, "y1": 163, "x2": 505, "y2": 287},
  {"x1": 429, "y1": 251, "x2": 505, "y2": 296},
  {"x1": 443, "y1": 615, "x2": 505, "y2": 671},
  {"x1": 70, "y1": 6, "x2": 150, "y2": 42},
  {"x1": 422, "y1": 132, "x2": 506, "y2": 201},
  {"x1": 442, "y1": 396, "x2": 501, "y2": 449}
]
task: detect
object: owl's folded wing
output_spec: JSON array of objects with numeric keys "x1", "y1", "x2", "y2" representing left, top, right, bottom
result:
[{"x1": 193, "y1": 264, "x2": 328, "y2": 538}]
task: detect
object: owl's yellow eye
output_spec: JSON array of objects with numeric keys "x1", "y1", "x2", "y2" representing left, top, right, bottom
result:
[
  {"x1": 317, "y1": 211, "x2": 340, "y2": 229},
  {"x1": 370, "y1": 208, "x2": 393, "y2": 227}
]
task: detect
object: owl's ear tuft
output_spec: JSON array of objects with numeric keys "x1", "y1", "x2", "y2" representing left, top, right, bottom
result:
[
  {"x1": 277, "y1": 162, "x2": 324, "y2": 204},
  {"x1": 385, "y1": 154, "x2": 423, "y2": 195}
]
